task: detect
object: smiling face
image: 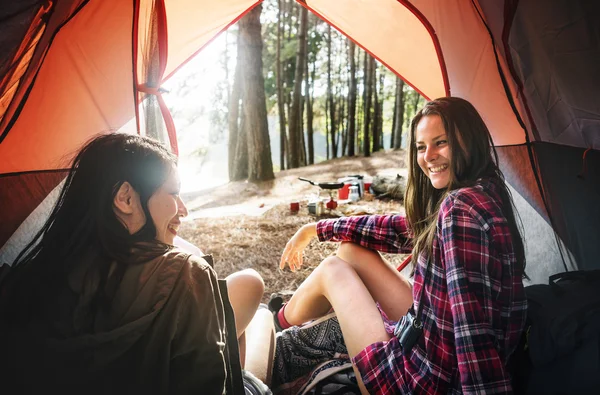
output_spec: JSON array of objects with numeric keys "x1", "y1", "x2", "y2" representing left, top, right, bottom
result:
[
  {"x1": 147, "y1": 165, "x2": 188, "y2": 245},
  {"x1": 415, "y1": 115, "x2": 452, "y2": 189}
]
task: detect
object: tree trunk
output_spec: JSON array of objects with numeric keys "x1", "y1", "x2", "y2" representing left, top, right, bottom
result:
[
  {"x1": 238, "y1": 4, "x2": 274, "y2": 181},
  {"x1": 413, "y1": 91, "x2": 422, "y2": 114},
  {"x1": 339, "y1": 97, "x2": 346, "y2": 156},
  {"x1": 336, "y1": 41, "x2": 345, "y2": 156},
  {"x1": 325, "y1": 94, "x2": 330, "y2": 160},
  {"x1": 391, "y1": 80, "x2": 397, "y2": 148},
  {"x1": 232, "y1": 109, "x2": 249, "y2": 180},
  {"x1": 287, "y1": 5, "x2": 307, "y2": 169},
  {"x1": 347, "y1": 40, "x2": 357, "y2": 157},
  {"x1": 363, "y1": 53, "x2": 372, "y2": 157},
  {"x1": 276, "y1": 0, "x2": 287, "y2": 170},
  {"x1": 392, "y1": 77, "x2": 405, "y2": 149},
  {"x1": 372, "y1": 63, "x2": 380, "y2": 152},
  {"x1": 228, "y1": 32, "x2": 243, "y2": 180},
  {"x1": 377, "y1": 65, "x2": 385, "y2": 150},
  {"x1": 285, "y1": 0, "x2": 293, "y2": 42},
  {"x1": 299, "y1": 89, "x2": 307, "y2": 166},
  {"x1": 327, "y1": 25, "x2": 337, "y2": 158},
  {"x1": 283, "y1": 0, "x2": 292, "y2": 167},
  {"x1": 305, "y1": 16, "x2": 315, "y2": 165},
  {"x1": 356, "y1": 49, "x2": 363, "y2": 154},
  {"x1": 410, "y1": 91, "x2": 423, "y2": 134},
  {"x1": 299, "y1": 14, "x2": 309, "y2": 166}
]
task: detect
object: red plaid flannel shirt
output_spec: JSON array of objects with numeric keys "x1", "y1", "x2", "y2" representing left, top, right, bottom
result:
[{"x1": 316, "y1": 179, "x2": 527, "y2": 394}]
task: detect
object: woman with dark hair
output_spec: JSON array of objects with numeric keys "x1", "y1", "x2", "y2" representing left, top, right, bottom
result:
[
  {"x1": 273, "y1": 97, "x2": 527, "y2": 394},
  {"x1": 0, "y1": 133, "x2": 269, "y2": 394}
]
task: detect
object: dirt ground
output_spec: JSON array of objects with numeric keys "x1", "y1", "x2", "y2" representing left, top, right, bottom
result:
[{"x1": 178, "y1": 150, "x2": 410, "y2": 303}]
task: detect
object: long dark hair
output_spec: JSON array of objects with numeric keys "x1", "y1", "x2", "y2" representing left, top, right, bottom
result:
[
  {"x1": 404, "y1": 97, "x2": 526, "y2": 274},
  {"x1": 2, "y1": 133, "x2": 176, "y2": 332}
]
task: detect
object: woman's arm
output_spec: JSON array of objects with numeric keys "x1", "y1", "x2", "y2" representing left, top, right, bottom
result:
[
  {"x1": 317, "y1": 214, "x2": 412, "y2": 253},
  {"x1": 280, "y1": 215, "x2": 411, "y2": 272}
]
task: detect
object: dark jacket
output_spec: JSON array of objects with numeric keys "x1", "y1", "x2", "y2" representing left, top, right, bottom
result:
[{"x1": 1, "y1": 250, "x2": 227, "y2": 394}]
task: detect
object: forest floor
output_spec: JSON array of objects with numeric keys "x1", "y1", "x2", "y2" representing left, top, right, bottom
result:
[{"x1": 178, "y1": 149, "x2": 410, "y2": 303}]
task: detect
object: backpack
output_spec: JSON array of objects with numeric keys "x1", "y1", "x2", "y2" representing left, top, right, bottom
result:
[{"x1": 511, "y1": 270, "x2": 600, "y2": 394}]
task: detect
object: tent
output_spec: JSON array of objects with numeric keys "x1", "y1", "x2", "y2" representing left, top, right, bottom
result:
[{"x1": 1, "y1": 0, "x2": 598, "y2": 283}]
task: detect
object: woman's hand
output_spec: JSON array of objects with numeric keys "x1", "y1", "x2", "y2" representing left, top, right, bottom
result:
[{"x1": 280, "y1": 223, "x2": 318, "y2": 272}]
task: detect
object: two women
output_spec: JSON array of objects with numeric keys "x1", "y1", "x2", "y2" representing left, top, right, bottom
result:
[
  {"x1": 0, "y1": 134, "x2": 269, "y2": 394},
  {"x1": 276, "y1": 97, "x2": 527, "y2": 394},
  {"x1": 1, "y1": 96, "x2": 526, "y2": 394}
]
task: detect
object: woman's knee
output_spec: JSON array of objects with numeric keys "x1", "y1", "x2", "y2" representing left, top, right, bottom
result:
[
  {"x1": 337, "y1": 241, "x2": 367, "y2": 254},
  {"x1": 318, "y1": 256, "x2": 356, "y2": 284},
  {"x1": 337, "y1": 242, "x2": 381, "y2": 263},
  {"x1": 226, "y1": 269, "x2": 265, "y2": 300}
]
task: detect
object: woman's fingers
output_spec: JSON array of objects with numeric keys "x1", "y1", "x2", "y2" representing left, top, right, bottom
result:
[
  {"x1": 280, "y1": 237, "x2": 307, "y2": 271},
  {"x1": 282, "y1": 248, "x2": 302, "y2": 272},
  {"x1": 280, "y1": 243, "x2": 292, "y2": 269},
  {"x1": 280, "y1": 245, "x2": 299, "y2": 271},
  {"x1": 280, "y1": 224, "x2": 317, "y2": 271},
  {"x1": 289, "y1": 251, "x2": 298, "y2": 272}
]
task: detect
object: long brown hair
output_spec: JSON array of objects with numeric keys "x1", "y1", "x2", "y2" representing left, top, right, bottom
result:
[
  {"x1": 2, "y1": 133, "x2": 177, "y2": 333},
  {"x1": 404, "y1": 97, "x2": 525, "y2": 273}
]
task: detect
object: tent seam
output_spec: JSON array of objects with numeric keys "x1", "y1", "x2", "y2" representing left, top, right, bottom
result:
[{"x1": 472, "y1": 0, "x2": 569, "y2": 272}]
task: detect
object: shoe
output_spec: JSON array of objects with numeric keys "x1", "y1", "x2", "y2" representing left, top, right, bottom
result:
[
  {"x1": 267, "y1": 293, "x2": 284, "y2": 313},
  {"x1": 268, "y1": 293, "x2": 285, "y2": 332},
  {"x1": 242, "y1": 369, "x2": 273, "y2": 394}
]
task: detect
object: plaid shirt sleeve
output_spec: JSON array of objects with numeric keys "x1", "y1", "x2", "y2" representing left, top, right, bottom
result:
[{"x1": 316, "y1": 214, "x2": 412, "y2": 254}]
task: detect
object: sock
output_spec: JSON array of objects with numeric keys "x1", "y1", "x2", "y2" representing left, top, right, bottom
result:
[{"x1": 276, "y1": 303, "x2": 293, "y2": 330}]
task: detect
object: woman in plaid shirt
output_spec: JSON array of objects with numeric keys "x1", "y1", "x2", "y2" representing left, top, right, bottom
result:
[{"x1": 277, "y1": 97, "x2": 527, "y2": 394}]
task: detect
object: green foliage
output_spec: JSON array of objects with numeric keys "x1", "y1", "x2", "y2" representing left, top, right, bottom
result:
[
  {"x1": 307, "y1": 29, "x2": 324, "y2": 62},
  {"x1": 281, "y1": 40, "x2": 298, "y2": 61}
]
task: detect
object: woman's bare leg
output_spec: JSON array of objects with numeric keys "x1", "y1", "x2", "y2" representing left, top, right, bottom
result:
[
  {"x1": 335, "y1": 242, "x2": 413, "y2": 320},
  {"x1": 226, "y1": 268, "x2": 265, "y2": 367},
  {"x1": 293, "y1": 256, "x2": 393, "y2": 394},
  {"x1": 243, "y1": 308, "x2": 276, "y2": 385},
  {"x1": 284, "y1": 242, "x2": 413, "y2": 326},
  {"x1": 226, "y1": 268, "x2": 265, "y2": 336}
]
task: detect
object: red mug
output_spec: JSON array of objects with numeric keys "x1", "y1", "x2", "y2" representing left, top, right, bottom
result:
[
  {"x1": 290, "y1": 201, "x2": 300, "y2": 212},
  {"x1": 338, "y1": 184, "x2": 350, "y2": 200}
]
